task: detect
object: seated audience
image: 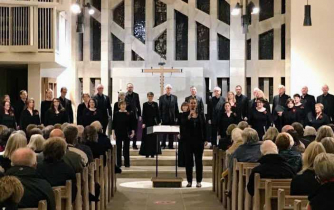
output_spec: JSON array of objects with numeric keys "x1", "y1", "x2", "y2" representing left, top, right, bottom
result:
[
  {"x1": 315, "y1": 125, "x2": 334, "y2": 142},
  {"x1": 42, "y1": 125, "x2": 54, "y2": 139},
  {"x1": 82, "y1": 125, "x2": 106, "y2": 160},
  {"x1": 0, "y1": 133, "x2": 27, "y2": 172},
  {"x1": 225, "y1": 128, "x2": 243, "y2": 168},
  {"x1": 292, "y1": 122, "x2": 311, "y2": 148},
  {"x1": 306, "y1": 103, "x2": 330, "y2": 130},
  {"x1": 276, "y1": 133, "x2": 303, "y2": 173},
  {"x1": 0, "y1": 175, "x2": 24, "y2": 209},
  {"x1": 247, "y1": 140, "x2": 296, "y2": 196},
  {"x1": 37, "y1": 137, "x2": 77, "y2": 202},
  {"x1": 290, "y1": 141, "x2": 326, "y2": 196},
  {"x1": 6, "y1": 148, "x2": 55, "y2": 210},
  {"x1": 27, "y1": 128, "x2": 43, "y2": 141},
  {"x1": 308, "y1": 153, "x2": 334, "y2": 210},
  {"x1": 281, "y1": 125, "x2": 294, "y2": 133},
  {"x1": 287, "y1": 129, "x2": 305, "y2": 153},
  {"x1": 63, "y1": 125, "x2": 88, "y2": 166},
  {"x1": 237, "y1": 121, "x2": 249, "y2": 130},
  {"x1": 262, "y1": 127, "x2": 279, "y2": 142},
  {"x1": 75, "y1": 125, "x2": 93, "y2": 163},
  {"x1": 27, "y1": 134, "x2": 45, "y2": 153},
  {"x1": 218, "y1": 124, "x2": 237, "y2": 150},
  {"x1": 320, "y1": 137, "x2": 334, "y2": 154},
  {"x1": 0, "y1": 126, "x2": 10, "y2": 152},
  {"x1": 304, "y1": 126, "x2": 317, "y2": 142},
  {"x1": 91, "y1": 121, "x2": 112, "y2": 151},
  {"x1": 49, "y1": 128, "x2": 64, "y2": 138}
]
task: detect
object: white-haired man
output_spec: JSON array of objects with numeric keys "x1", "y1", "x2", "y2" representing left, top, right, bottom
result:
[
  {"x1": 301, "y1": 86, "x2": 316, "y2": 116},
  {"x1": 93, "y1": 84, "x2": 112, "y2": 134},
  {"x1": 317, "y1": 84, "x2": 334, "y2": 122},
  {"x1": 273, "y1": 85, "x2": 290, "y2": 131},
  {"x1": 207, "y1": 86, "x2": 225, "y2": 148},
  {"x1": 159, "y1": 84, "x2": 179, "y2": 149}
]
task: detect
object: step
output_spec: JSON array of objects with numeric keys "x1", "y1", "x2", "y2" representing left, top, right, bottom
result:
[
  {"x1": 129, "y1": 149, "x2": 213, "y2": 157},
  {"x1": 123, "y1": 156, "x2": 212, "y2": 166},
  {"x1": 117, "y1": 166, "x2": 212, "y2": 179}
]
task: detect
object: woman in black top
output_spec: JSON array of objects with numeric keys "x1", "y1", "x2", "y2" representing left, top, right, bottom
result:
[
  {"x1": 218, "y1": 102, "x2": 238, "y2": 139},
  {"x1": 184, "y1": 98, "x2": 207, "y2": 188},
  {"x1": 226, "y1": 91, "x2": 238, "y2": 113},
  {"x1": 249, "y1": 98, "x2": 272, "y2": 140},
  {"x1": 0, "y1": 101, "x2": 16, "y2": 129},
  {"x1": 112, "y1": 101, "x2": 135, "y2": 167},
  {"x1": 139, "y1": 92, "x2": 161, "y2": 158},
  {"x1": 20, "y1": 98, "x2": 41, "y2": 131},
  {"x1": 77, "y1": 93, "x2": 90, "y2": 125},
  {"x1": 82, "y1": 99, "x2": 102, "y2": 127},
  {"x1": 40, "y1": 89, "x2": 53, "y2": 125},
  {"x1": 293, "y1": 94, "x2": 306, "y2": 125},
  {"x1": 176, "y1": 102, "x2": 190, "y2": 167},
  {"x1": 113, "y1": 92, "x2": 133, "y2": 118},
  {"x1": 44, "y1": 98, "x2": 68, "y2": 126},
  {"x1": 306, "y1": 103, "x2": 330, "y2": 130},
  {"x1": 282, "y1": 98, "x2": 303, "y2": 126}
]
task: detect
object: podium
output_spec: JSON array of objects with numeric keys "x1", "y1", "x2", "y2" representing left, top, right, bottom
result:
[{"x1": 147, "y1": 125, "x2": 183, "y2": 188}]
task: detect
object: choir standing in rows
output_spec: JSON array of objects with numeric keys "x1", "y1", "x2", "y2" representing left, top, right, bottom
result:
[
  {"x1": 20, "y1": 98, "x2": 40, "y2": 132},
  {"x1": 0, "y1": 101, "x2": 16, "y2": 129},
  {"x1": 82, "y1": 99, "x2": 102, "y2": 127},
  {"x1": 40, "y1": 89, "x2": 53, "y2": 125},
  {"x1": 93, "y1": 84, "x2": 112, "y2": 135},
  {"x1": 44, "y1": 98, "x2": 68, "y2": 126},
  {"x1": 14, "y1": 90, "x2": 27, "y2": 128},
  {"x1": 77, "y1": 93, "x2": 90, "y2": 125}
]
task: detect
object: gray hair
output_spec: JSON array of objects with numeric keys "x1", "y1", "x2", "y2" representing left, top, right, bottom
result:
[
  {"x1": 242, "y1": 128, "x2": 259, "y2": 144},
  {"x1": 321, "y1": 137, "x2": 334, "y2": 154},
  {"x1": 304, "y1": 126, "x2": 317, "y2": 136},
  {"x1": 315, "y1": 125, "x2": 334, "y2": 142},
  {"x1": 314, "y1": 153, "x2": 334, "y2": 182},
  {"x1": 165, "y1": 84, "x2": 172, "y2": 89},
  {"x1": 260, "y1": 140, "x2": 278, "y2": 155},
  {"x1": 213, "y1": 86, "x2": 221, "y2": 92},
  {"x1": 27, "y1": 134, "x2": 45, "y2": 152}
]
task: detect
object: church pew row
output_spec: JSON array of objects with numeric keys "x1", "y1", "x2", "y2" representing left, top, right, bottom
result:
[
  {"x1": 19, "y1": 200, "x2": 47, "y2": 210},
  {"x1": 277, "y1": 189, "x2": 308, "y2": 210},
  {"x1": 212, "y1": 146, "x2": 218, "y2": 193}
]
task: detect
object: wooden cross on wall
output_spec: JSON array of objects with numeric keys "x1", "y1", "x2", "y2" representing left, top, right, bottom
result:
[{"x1": 142, "y1": 65, "x2": 182, "y2": 95}]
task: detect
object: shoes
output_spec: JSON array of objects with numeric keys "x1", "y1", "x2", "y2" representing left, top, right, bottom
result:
[
  {"x1": 210, "y1": 145, "x2": 213, "y2": 149},
  {"x1": 186, "y1": 183, "x2": 192, "y2": 188},
  {"x1": 146, "y1": 156, "x2": 149, "y2": 158},
  {"x1": 115, "y1": 166, "x2": 122, "y2": 174},
  {"x1": 125, "y1": 165, "x2": 130, "y2": 168},
  {"x1": 133, "y1": 146, "x2": 138, "y2": 150},
  {"x1": 151, "y1": 155, "x2": 154, "y2": 158},
  {"x1": 196, "y1": 183, "x2": 202, "y2": 188}
]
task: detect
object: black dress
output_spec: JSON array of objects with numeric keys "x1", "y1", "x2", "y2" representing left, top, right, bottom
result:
[
  {"x1": 40, "y1": 100, "x2": 52, "y2": 125},
  {"x1": 282, "y1": 108, "x2": 302, "y2": 126},
  {"x1": 218, "y1": 112, "x2": 237, "y2": 138},
  {"x1": 177, "y1": 112, "x2": 188, "y2": 167},
  {"x1": 249, "y1": 108, "x2": 272, "y2": 139},
  {"x1": 44, "y1": 109, "x2": 68, "y2": 126},
  {"x1": 0, "y1": 113, "x2": 16, "y2": 129},
  {"x1": 294, "y1": 104, "x2": 306, "y2": 125},
  {"x1": 112, "y1": 111, "x2": 135, "y2": 167},
  {"x1": 139, "y1": 102, "x2": 161, "y2": 157},
  {"x1": 77, "y1": 103, "x2": 88, "y2": 125},
  {"x1": 20, "y1": 109, "x2": 41, "y2": 131},
  {"x1": 82, "y1": 108, "x2": 102, "y2": 127},
  {"x1": 306, "y1": 112, "x2": 330, "y2": 130}
]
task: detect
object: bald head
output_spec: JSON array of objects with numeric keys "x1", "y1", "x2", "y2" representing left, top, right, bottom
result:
[
  {"x1": 261, "y1": 140, "x2": 278, "y2": 155},
  {"x1": 322, "y1": 84, "x2": 329, "y2": 95},
  {"x1": 11, "y1": 148, "x2": 37, "y2": 168},
  {"x1": 281, "y1": 125, "x2": 294, "y2": 133},
  {"x1": 49, "y1": 129, "x2": 64, "y2": 138}
]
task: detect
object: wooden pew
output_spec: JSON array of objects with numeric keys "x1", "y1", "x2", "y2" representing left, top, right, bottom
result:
[
  {"x1": 107, "y1": 149, "x2": 113, "y2": 201},
  {"x1": 99, "y1": 155, "x2": 105, "y2": 210},
  {"x1": 104, "y1": 152, "x2": 109, "y2": 209},
  {"x1": 217, "y1": 150, "x2": 226, "y2": 201},
  {"x1": 19, "y1": 200, "x2": 47, "y2": 210},
  {"x1": 94, "y1": 158, "x2": 101, "y2": 210},
  {"x1": 294, "y1": 200, "x2": 306, "y2": 210},
  {"x1": 82, "y1": 167, "x2": 89, "y2": 210},
  {"x1": 89, "y1": 162, "x2": 96, "y2": 210},
  {"x1": 112, "y1": 145, "x2": 117, "y2": 194},
  {"x1": 253, "y1": 174, "x2": 292, "y2": 210},
  {"x1": 277, "y1": 189, "x2": 308, "y2": 210},
  {"x1": 265, "y1": 180, "x2": 291, "y2": 210},
  {"x1": 222, "y1": 167, "x2": 232, "y2": 210},
  {"x1": 74, "y1": 173, "x2": 82, "y2": 210},
  {"x1": 212, "y1": 146, "x2": 218, "y2": 192},
  {"x1": 53, "y1": 188, "x2": 61, "y2": 210},
  {"x1": 53, "y1": 180, "x2": 72, "y2": 210}
]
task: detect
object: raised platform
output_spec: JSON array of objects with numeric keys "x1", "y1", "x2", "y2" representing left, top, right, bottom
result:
[{"x1": 152, "y1": 177, "x2": 183, "y2": 188}]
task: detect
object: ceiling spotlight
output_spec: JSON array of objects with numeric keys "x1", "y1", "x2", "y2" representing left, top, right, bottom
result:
[
  {"x1": 88, "y1": 8, "x2": 95, "y2": 15},
  {"x1": 71, "y1": 3, "x2": 81, "y2": 14},
  {"x1": 231, "y1": 3, "x2": 241, "y2": 16},
  {"x1": 247, "y1": 1, "x2": 259, "y2": 15},
  {"x1": 251, "y1": 7, "x2": 260, "y2": 14},
  {"x1": 303, "y1": 4, "x2": 312, "y2": 26}
]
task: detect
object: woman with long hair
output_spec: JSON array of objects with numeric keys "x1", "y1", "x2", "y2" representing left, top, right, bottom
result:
[
  {"x1": 40, "y1": 89, "x2": 53, "y2": 125},
  {"x1": 20, "y1": 98, "x2": 41, "y2": 131},
  {"x1": 226, "y1": 91, "x2": 237, "y2": 113},
  {"x1": 0, "y1": 101, "x2": 16, "y2": 129},
  {"x1": 82, "y1": 99, "x2": 102, "y2": 127},
  {"x1": 44, "y1": 98, "x2": 68, "y2": 126}
]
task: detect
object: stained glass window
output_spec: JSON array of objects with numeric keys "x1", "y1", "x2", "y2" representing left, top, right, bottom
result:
[
  {"x1": 112, "y1": 34, "x2": 124, "y2": 61},
  {"x1": 218, "y1": 0, "x2": 230, "y2": 25},
  {"x1": 247, "y1": 39, "x2": 251, "y2": 60},
  {"x1": 218, "y1": 34, "x2": 229, "y2": 60},
  {"x1": 197, "y1": 22, "x2": 210, "y2": 60},
  {"x1": 154, "y1": 30, "x2": 167, "y2": 59},
  {"x1": 175, "y1": 11, "x2": 188, "y2": 60},
  {"x1": 197, "y1": 0, "x2": 210, "y2": 14},
  {"x1": 259, "y1": 29, "x2": 274, "y2": 60},
  {"x1": 113, "y1": 1, "x2": 124, "y2": 28},
  {"x1": 281, "y1": 24, "x2": 285, "y2": 60},
  {"x1": 90, "y1": 17, "x2": 101, "y2": 61},
  {"x1": 134, "y1": 0, "x2": 146, "y2": 43},
  {"x1": 259, "y1": 0, "x2": 274, "y2": 21},
  {"x1": 154, "y1": 0, "x2": 167, "y2": 27},
  {"x1": 132, "y1": 51, "x2": 144, "y2": 61}
]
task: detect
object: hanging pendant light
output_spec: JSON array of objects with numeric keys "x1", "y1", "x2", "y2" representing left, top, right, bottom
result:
[{"x1": 303, "y1": 0, "x2": 312, "y2": 26}]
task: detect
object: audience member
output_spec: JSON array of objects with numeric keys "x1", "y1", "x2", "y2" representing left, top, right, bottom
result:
[
  {"x1": 226, "y1": 128, "x2": 243, "y2": 168},
  {"x1": 63, "y1": 125, "x2": 88, "y2": 166},
  {"x1": 320, "y1": 137, "x2": 334, "y2": 154},
  {"x1": 281, "y1": 125, "x2": 294, "y2": 133},
  {"x1": 304, "y1": 126, "x2": 317, "y2": 142},
  {"x1": 27, "y1": 134, "x2": 45, "y2": 153},
  {"x1": 292, "y1": 122, "x2": 311, "y2": 148},
  {"x1": 91, "y1": 121, "x2": 112, "y2": 151},
  {"x1": 27, "y1": 128, "x2": 43, "y2": 141},
  {"x1": 49, "y1": 129, "x2": 64, "y2": 138},
  {"x1": 42, "y1": 125, "x2": 54, "y2": 139},
  {"x1": 75, "y1": 125, "x2": 93, "y2": 163},
  {"x1": 287, "y1": 129, "x2": 305, "y2": 153},
  {"x1": 0, "y1": 175, "x2": 24, "y2": 209},
  {"x1": 262, "y1": 127, "x2": 279, "y2": 142},
  {"x1": 315, "y1": 125, "x2": 334, "y2": 142},
  {"x1": 218, "y1": 124, "x2": 237, "y2": 150},
  {"x1": 237, "y1": 121, "x2": 249, "y2": 130},
  {"x1": 82, "y1": 126, "x2": 105, "y2": 160}
]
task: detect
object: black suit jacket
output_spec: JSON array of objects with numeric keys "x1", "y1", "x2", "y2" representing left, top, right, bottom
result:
[
  {"x1": 59, "y1": 97, "x2": 74, "y2": 123},
  {"x1": 14, "y1": 99, "x2": 25, "y2": 125},
  {"x1": 207, "y1": 96, "x2": 226, "y2": 125},
  {"x1": 301, "y1": 94, "x2": 316, "y2": 116},
  {"x1": 185, "y1": 95, "x2": 204, "y2": 114},
  {"x1": 77, "y1": 103, "x2": 88, "y2": 125},
  {"x1": 235, "y1": 94, "x2": 249, "y2": 121},
  {"x1": 93, "y1": 94, "x2": 112, "y2": 122},
  {"x1": 159, "y1": 94, "x2": 179, "y2": 125},
  {"x1": 272, "y1": 93, "x2": 290, "y2": 121},
  {"x1": 125, "y1": 92, "x2": 141, "y2": 119},
  {"x1": 317, "y1": 93, "x2": 334, "y2": 121}
]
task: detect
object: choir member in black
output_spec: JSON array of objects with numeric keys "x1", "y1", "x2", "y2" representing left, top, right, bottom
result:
[
  {"x1": 0, "y1": 101, "x2": 16, "y2": 129},
  {"x1": 77, "y1": 93, "x2": 90, "y2": 125},
  {"x1": 184, "y1": 98, "x2": 207, "y2": 188},
  {"x1": 112, "y1": 101, "x2": 135, "y2": 167},
  {"x1": 20, "y1": 98, "x2": 41, "y2": 132},
  {"x1": 14, "y1": 90, "x2": 27, "y2": 127},
  {"x1": 218, "y1": 102, "x2": 238, "y2": 144},
  {"x1": 249, "y1": 98, "x2": 272, "y2": 140},
  {"x1": 317, "y1": 84, "x2": 334, "y2": 122},
  {"x1": 306, "y1": 103, "x2": 330, "y2": 130},
  {"x1": 44, "y1": 98, "x2": 68, "y2": 126},
  {"x1": 235, "y1": 85, "x2": 249, "y2": 122},
  {"x1": 226, "y1": 91, "x2": 237, "y2": 113},
  {"x1": 159, "y1": 84, "x2": 179, "y2": 149},
  {"x1": 125, "y1": 83, "x2": 141, "y2": 150},
  {"x1": 273, "y1": 85, "x2": 290, "y2": 131},
  {"x1": 185, "y1": 86, "x2": 204, "y2": 114},
  {"x1": 113, "y1": 92, "x2": 132, "y2": 116},
  {"x1": 40, "y1": 89, "x2": 53, "y2": 125},
  {"x1": 301, "y1": 86, "x2": 316, "y2": 116},
  {"x1": 59, "y1": 87, "x2": 74, "y2": 123},
  {"x1": 82, "y1": 99, "x2": 102, "y2": 127},
  {"x1": 139, "y1": 92, "x2": 161, "y2": 158},
  {"x1": 293, "y1": 94, "x2": 306, "y2": 125},
  {"x1": 282, "y1": 99, "x2": 302, "y2": 126},
  {"x1": 207, "y1": 87, "x2": 226, "y2": 148},
  {"x1": 93, "y1": 84, "x2": 112, "y2": 134},
  {"x1": 177, "y1": 102, "x2": 190, "y2": 167},
  {"x1": 249, "y1": 89, "x2": 271, "y2": 118},
  {"x1": 1, "y1": 95, "x2": 14, "y2": 114}
]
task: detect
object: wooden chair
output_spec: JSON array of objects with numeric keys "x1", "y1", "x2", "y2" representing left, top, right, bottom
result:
[
  {"x1": 82, "y1": 167, "x2": 89, "y2": 210},
  {"x1": 19, "y1": 200, "x2": 47, "y2": 210},
  {"x1": 293, "y1": 200, "x2": 306, "y2": 210},
  {"x1": 104, "y1": 152, "x2": 109, "y2": 209},
  {"x1": 265, "y1": 179, "x2": 292, "y2": 210},
  {"x1": 112, "y1": 145, "x2": 117, "y2": 194},
  {"x1": 222, "y1": 167, "x2": 233, "y2": 210},
  {"x1": 212, "y1": 146, "x2": 218, "y2": 192},
  {"x1": 107, "y1": 149, "x2": 113, "y2": 201},
  {"x1": 94, "y1": 158, "x2": 101, "y2": 210},
  {"x1": 253, "y1": 174, "x2": 292, "y2": 210},
  {"x1": 277, "y1": 189, "x2": 308, "y2": 210},
  {"x1": 217, "y1": 150, "x2": 226, "y2": 200},
  {"x1": 53, "y1": 188, "x2": 61, "y2": 210},
  {"x1": 88, "y1": 162, "x2": 96, "y2": 210},
  {"x1": 74, "y1": 173, "x2": 82, "y2": 210},
  {"x1": 53, "y1": 180, "x2": 72, "y2": 210}
]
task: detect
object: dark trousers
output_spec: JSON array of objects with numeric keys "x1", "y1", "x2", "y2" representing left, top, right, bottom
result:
[
  {"x1": 161, "y1": 134, "x2": 174, "y2": 149},
  {"x1": 211, "y1": 125, "x2": 218, "y2": 146},
  {"x1": 185, "y1": 142, "x2": 204, "y2": 183},
  {"x1": 102, "y1": 119, "x2": 109, "y2": 135},
  {"x1": 116, "y1": 139, "x2": 130, "y2": 167},
  {"x1": 132, "y1": 119, "x2": 138, "y2": 147}
]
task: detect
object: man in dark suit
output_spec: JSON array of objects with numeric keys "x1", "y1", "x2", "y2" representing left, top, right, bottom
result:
[
  {"x1": 93, "y1": 84, "x2": 112, "y2": 135},
  {"x1": 15, "y1": 90, "x2": 27, "y2": 127},
  {"x1": 59, "y1": 87, "x2": 74, "y2": 123},
  {"x1": 235, "y1": 85, "x2": 249, "y2": 122},
  {"x1": 159, "y1": 84, "x2": 179, "y2": 149},
  {"x1": 317, "y1": 84, "x2": 334, "y2": 122},
  {"x1": 185, "y1": 86, "x2": 204, "y2": 114},
  {"x1": 301, "y1": 86, "x2": 316, "y2": 116},
  {"x1": 125, "y1": 83, "x2": 141, "y2": 150},
  {"x1": 272, "y1": 85, "x2": 290, "y2": 131},
  {"x1": 207, "y1": 87, "x2": 225, "y2": 148}
]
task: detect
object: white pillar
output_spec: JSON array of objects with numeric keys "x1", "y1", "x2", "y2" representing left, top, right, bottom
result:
[
  {"x1": 28, "y1": 64, "x2": 41, "y2": 111},
  {"x1": 101, "y1": 0, "x2": 111, "y2": 95}
]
